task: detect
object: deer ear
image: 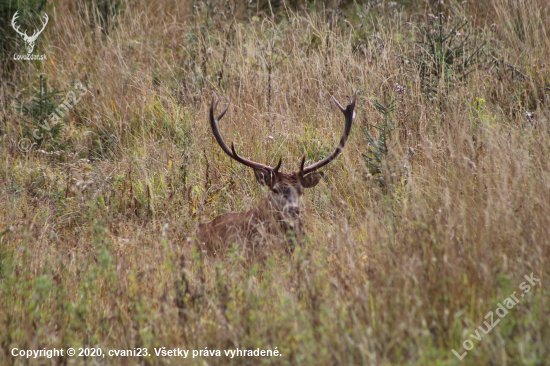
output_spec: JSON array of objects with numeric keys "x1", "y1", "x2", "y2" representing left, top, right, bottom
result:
[
  {"x1": 253, "y1": 168, "x2": 273, "y2": 187},
  {"x1": 301, "y1": 172, "x2": 323, "y2": 188}
]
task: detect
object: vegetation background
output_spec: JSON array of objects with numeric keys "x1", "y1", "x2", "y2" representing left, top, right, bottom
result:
[{"x1": 1, "y1": 0, "x2": 549, "y2": 364}]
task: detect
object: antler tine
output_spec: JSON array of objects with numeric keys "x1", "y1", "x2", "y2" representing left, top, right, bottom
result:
[
  {"x1": 331, "y1": 95, "x2": 346, "y2": 113},
  {"x1": 209, "y1": 95, "x2": 233, "y2": 158},
  {"x1": 213, "y1": 98, "x2": 219, "y2": 112},
  {"x1": 296, "y1": 155, "x2": 306, "y2": 181},
  {"x1": 302, "y1": 91, "x2": 357, "y2": 175},
  {"x1": 274, "y1": 158, "x2": 282, "y2": 174},
  {"x1": 209, "y1": 95, "x2": 278, "y2": 172},
  {"x1": 299, "y1": 156, "x2": 306, "y2": 174}
]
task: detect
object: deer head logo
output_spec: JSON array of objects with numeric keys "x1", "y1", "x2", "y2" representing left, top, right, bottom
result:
[{"x1": 11, "y1": 11, "x2": 49, "y2": 56}]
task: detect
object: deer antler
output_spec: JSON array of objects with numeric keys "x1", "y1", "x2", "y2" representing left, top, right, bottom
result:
[
  {"x1": 209, "y1": 95, "x2": 281, "y2": 173},
  {"x1": 11, "y1": 11, "x2": 29, "y2": 39},
  {"x1": 209, "y1": 92, "x2": 356, "y2": 184},
  {"x1": 28, "y1": 13, "x2": 49, "y2": 42},
  {"x1": 301, "y1": 91, "x2": 357, "y2": 174}
]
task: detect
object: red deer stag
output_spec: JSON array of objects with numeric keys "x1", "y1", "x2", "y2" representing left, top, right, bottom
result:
[{"x1": 195, "y1": 92, "x2": 357, "y2": 258}]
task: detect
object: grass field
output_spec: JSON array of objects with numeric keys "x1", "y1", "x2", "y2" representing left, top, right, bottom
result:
[{"x1": 1, "y1": 0, "x2": 549, "y2": 365}]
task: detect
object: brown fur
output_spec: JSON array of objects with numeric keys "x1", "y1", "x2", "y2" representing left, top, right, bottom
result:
[{"x1": 195, "y1": 196, "x2": 302, "y2": 258}]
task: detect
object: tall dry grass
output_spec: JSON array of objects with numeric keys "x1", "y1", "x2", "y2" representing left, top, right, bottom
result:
[{"x1": 1, "y1": 0, "x2": 549, "y2": 365}]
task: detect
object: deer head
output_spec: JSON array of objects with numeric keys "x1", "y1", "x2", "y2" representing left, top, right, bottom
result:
[
  {"x1": 208, "y1": 92, "x2": 357, "y2": 229},
  {"x1": 11, "y1": 11, "x2": 49, "y2": 55}
]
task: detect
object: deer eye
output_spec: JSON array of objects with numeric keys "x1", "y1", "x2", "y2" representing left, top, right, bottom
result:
[{"x1": 272, "y1": 187, "x2": 280, "y2": 194}]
